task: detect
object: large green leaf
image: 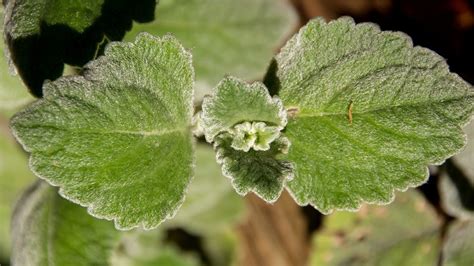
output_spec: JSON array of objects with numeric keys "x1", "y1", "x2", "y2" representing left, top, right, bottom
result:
[
  {"x1": 439, "y1": 120, "x2": 474, "y2": 219},
  {"x1": 11, "y1": 33, "x2": 195, "y2": 229},
  {"x1": 3, "y1": 0, "x2": 156, "y2": 96},
  {"x1": 0, "y1": 6, "x2": 33, "y2": 117},
  {"x1": 11, "y1": 181, "x2": 120, "y2": 266},
  {"x1": 125, "y1": 0, "x2": 297, "y2": 101},
  {"x1": 266, "y1": 17, "x2": 474, "y2": 213},
  {"x1": 310, "y1": 190, "x2": 441, "y2": 266},
  {"x1": 442, "y1": 220, "x2": 474, "y2": 266},
  {"x1": 0, "y1": 117, "x2": 34, "y2": 260}
]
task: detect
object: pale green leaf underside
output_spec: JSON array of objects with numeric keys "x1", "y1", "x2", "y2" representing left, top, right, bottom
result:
[
  {"x1": 11, "y1": 182, "x2": 119, "y2": 266},
  {"x1": 0, "y1": 118, "x2": 34, "y2": 259},
  {"x1": 201, "y1": 77, "x2": 286, "y2": 143},
  {"x1": 310, "y1": 190, "x2": 441, "y2": 266},
  {"x1": 215, "y1": 134, "x2": 293, "y2": 203},
  {"x1": 271, "y1": 17, "x2": 474, "y2": 213},
  {"x1": 125, "y1": 0, "x2": 297, "y2": 101},
  {"x1": 111, "y1": 230, "x2": 199, "y2": 266},
  {"x1": 439, "y1": 120, "x2": 474, "y2": 219},
  {"x1": 164, "y1": 144, "x2": 244, "y2": 234},
  {"x1": 442, "y1": 220, "x2": 474, "y2": 266},
  {"x1": 11, "y1": 33, "x2": 195, "y2": 229}
]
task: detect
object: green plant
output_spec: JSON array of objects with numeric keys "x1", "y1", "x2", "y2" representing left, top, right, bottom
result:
[{"x1": 1, "y1": 0, "x2": 473, "y2": 265}]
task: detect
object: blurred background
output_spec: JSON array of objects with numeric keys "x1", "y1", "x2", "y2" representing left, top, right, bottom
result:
[{"x1": 1, "y1": 0, "x2": 473, "y2": 265}]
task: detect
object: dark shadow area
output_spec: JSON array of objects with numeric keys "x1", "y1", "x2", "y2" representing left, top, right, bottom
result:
[
  {"x1": 444, "y1": 159, "x2": 474, "y2": 212},
  {"x1": 263, "y1": 58, "x2": 281, "y2": 97},
  {"x1": 418, "y1": 170, "x2": 446, "y2": 216},
  {"x1": 331, "y1": 0, "x2": 474, "y2": 85},
  {"x1": 165, "y1": 227, "x2": 211, "y2": 266},
  {"x1": 301, "y1": 205, "x2": 324, "y2": 235},
  {"x1": 4, "y1": 0, "x2": 156, "y2": 97}
]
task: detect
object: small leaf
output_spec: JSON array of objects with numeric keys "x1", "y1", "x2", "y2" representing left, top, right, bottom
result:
[
  {"x1": 11, "y1": 182, "x2": 119, "y2": 266},
  {"x1": 266, "y1": 17, "x2": 474, "y2": 213},
  {"x1": 201, "y1": 77, "x2": 287, "y2": 143},
  {"x1": 11, "y1": 33, "x2": 195, "y2": 229},
  {"x1": 310, "y1": 190, "x2": 441, "y2": 266},
  {"x1": 439, "y1": 120, "x2": 474, "y2": 219},
  {"x1": 215, "y1": 133, "x2": 293, "y2": 202},
  {"x1": 442, "y1": 220, "x2": 474, "y2": 266},
  {"x1": 3, "y1": 0, "x2": 156, "y2": 96},
  {"x1": 125, "y1": 0, "x2": 298, "y2": 101}
]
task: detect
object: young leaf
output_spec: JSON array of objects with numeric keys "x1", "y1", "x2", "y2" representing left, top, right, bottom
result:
[
  {"x1": 266, "y1": 17, "x2": 474, "y2": 213},
  {"x1": 11, "y1": 33, "x2": 195, "y2": 229},
  {"x1": 125, "y1": 0, "x2": 297, "y2": 101},
  {"x1": 439, "y1": 121, "x2": 474, "y2": 219},
  {"x1": 442, "y1": 220, "x2": 474, "y2": 266},
  {"x1": 200, "y1": 77, "x2": 292, "y2": 202},
  {"x1": 3, "y1": 0, "x2": 156, "y2": 96},
  {"x1": 11, "y1": 182, "x2": 119, "y2": 266},
  {"x1": 201, "y1": 77, "x2": 287, "y2": 143},
  {"x1": 214, "y1": 133, "x2": 293, "y2": 202},
  {"x1": 310, "y1": 190, "x2": 441, "y2": 266}
]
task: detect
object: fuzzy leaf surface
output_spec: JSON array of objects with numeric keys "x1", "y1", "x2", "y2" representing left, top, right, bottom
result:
[
  {"x1": 11, "y1": 33, "x2": 195, "y2": 229},
  {"x1": 267, "y1": 17, "x2": 474, "y2": 213},
  {"x1": 11, "y1": 182, "x2": 119, "y2": 266},
  {"x1": 215, "y1": 134, "x2": 293, "y2": 202},
  {"x1": 201, "y1": 77, "x2": 286, "y2": 143},
  {"x1": 125, "y1": 0, "x2": 297, "y2": 101}
]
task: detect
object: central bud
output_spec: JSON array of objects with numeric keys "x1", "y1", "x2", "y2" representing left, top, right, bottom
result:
[{"x1": 230, "y1": 121, "x2": 280, "y2": 152}]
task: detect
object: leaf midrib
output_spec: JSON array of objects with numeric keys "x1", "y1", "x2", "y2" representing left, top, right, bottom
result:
[
  {"x1": 292, "y1": 94, "x2": 473, "y2": 119},
  {"x1": 23, "y1": 123, "x2": 188, "y2": 137}
]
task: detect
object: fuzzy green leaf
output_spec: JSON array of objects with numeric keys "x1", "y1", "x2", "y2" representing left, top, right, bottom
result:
[
  {"x1": 442, "y1": 220, "x2": 474, "y2": 266},
  {"x1": 201, "y1": 77, "x2": 286, "y2": 143},
  {"x1": 11, "y1": 33, "x2": 195, "y2": 229},
  {"x1": 125, "y1": 0, "x2": 297, "y2": 101},
  {"x1": 215, "y1": 133, "x2": 293, "y2": 202},
  {"x1": 310, "y1": 190, "x2": 441, "y2": 266},
  {"x1": 267, "y1": 17, "x2": 474, "y2": 213},
  {"x1": 11, "y1": 182, "x2": 120, "y2": 266}
]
